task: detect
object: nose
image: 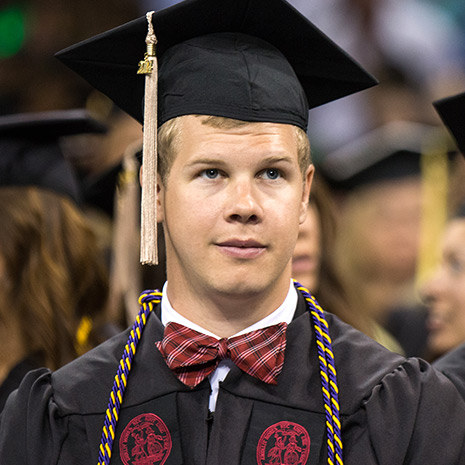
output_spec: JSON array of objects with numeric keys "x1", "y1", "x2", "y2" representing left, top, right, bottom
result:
[
  {"x1": 420, "y1": 268, "x2": 445, "y2": 306},
  {"x1": 224, "y1": 179, "x2": 263, "y2": 224}
]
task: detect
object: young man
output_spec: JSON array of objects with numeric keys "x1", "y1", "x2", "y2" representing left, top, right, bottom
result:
[{"x1": 1, "y1": 1, "x2": 465, "y2": 464}]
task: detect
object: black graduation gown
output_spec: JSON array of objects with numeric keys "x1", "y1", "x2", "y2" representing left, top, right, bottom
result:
[
  {"x1": 1, "y1": 294, "x2": 465, "y2": 465},
  {"x1": 434, "y1": 342, "x2": 465, "y2": 401},
  {"x1": 0, "y1": 355, "x2": 42, "y2": 412}
]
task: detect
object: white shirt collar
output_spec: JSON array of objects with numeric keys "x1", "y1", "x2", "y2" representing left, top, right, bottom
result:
[{"x1": 160, "y1": 279, "x2": 297, "y2": 338}]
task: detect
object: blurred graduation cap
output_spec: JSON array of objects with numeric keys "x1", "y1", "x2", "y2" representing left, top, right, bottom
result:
[
  {"x1": 0, "y1": 109, "x2": 107, "y2": 203},
  {"x1": 319, "y1": 120, "x2": 453, "y2": 285},
  {"x1": 56, "y1": 0, "x2": 377, "y2": 264},
  {"x1": 433, "y1": 91, "x2": 465, "y2": 156},
  {"x1": 319, "y1": 121, "x2": 442, "y2": 192},
  {"x1": 83, "y1": 161, "x2": 126, "y2": 218}
]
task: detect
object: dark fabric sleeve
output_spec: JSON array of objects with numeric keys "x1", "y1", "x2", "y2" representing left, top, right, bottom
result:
[
  {"x1": 342, "y1": 358, "x2": 465, "y2": 465},
  {"x1": 0, "y1": 368, "x2": 69, "y2": 465},
  {"x1": 433, "y1": 342, "x2": 465, "y2": 401}
]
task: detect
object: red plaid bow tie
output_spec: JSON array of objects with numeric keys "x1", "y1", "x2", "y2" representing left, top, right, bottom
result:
[{"x1": 156, "y1": 321, "x2": 288, "y2": 388}]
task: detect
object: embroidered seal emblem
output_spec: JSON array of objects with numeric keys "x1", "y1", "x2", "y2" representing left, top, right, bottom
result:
[
  {"x1": 119, "y1": 413, "x2": 172, "y2": 465},
  {"x1": 256, "y1": 421, "x2": 311, "y2": 465}
]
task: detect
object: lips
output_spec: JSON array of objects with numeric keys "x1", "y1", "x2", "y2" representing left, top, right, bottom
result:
[
  {"x1": 216, "y1": 239, "x2": 266, "y2": 259},
  {"x1": 427, "y1": 313, "x2": 446, "y2": 332}
]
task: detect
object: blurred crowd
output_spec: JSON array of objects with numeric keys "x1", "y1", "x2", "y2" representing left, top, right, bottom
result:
[{"x1": 1, "y1": 0, "x2": 465, "y2": 406}]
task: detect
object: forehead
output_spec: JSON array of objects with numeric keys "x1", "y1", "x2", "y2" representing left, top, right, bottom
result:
[{"x1": 175, "y1": 115, "x2": 299, "y2": 154}]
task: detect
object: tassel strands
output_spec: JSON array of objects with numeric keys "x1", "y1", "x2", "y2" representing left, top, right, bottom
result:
[{"x1": 138, "y1": 11, "x2": 159, "y2": 265}]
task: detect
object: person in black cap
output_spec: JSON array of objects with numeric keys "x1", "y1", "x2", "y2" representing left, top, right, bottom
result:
[
  {"x1": 428, "y1": 91, "x2": 465, "y2": 401},
  {"x1": 0, "y1": 109, "x2": 113, "y2": 411},
  {"x1": 2, "y1": 1, "x2": 465, "y2": 464},
  {"x1": 319, "y1": 120, "x2": 448, "y2": 357},
  {"x1": 418, "y1": 91, "x2": 465, "y2": 363}
]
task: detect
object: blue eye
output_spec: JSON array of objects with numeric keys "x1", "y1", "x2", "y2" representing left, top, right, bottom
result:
[
  {"x1": 263, "y1": 168, "x2": 281, "y2": 180},
  {"x1": 201, "y1": 169, "x2": 219, "y2": 179}
]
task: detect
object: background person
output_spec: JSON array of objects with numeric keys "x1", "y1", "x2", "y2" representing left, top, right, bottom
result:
[
  {"x1": 422, "y1": 204, "x2": 465, "y2": 360},
  {"x1": 431, "y1": 90, "x2": 465, "y2": 401},
  {"x1": 0, "y1": 110, "x2": 114, "y2": 410},
  {"x1": 292, "y1": 174, "x2": 403, "y2": 352}
]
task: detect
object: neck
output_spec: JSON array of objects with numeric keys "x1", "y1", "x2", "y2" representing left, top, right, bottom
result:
[{"x1": 165, "y1": 277, "x2": 291, "y2": 338}]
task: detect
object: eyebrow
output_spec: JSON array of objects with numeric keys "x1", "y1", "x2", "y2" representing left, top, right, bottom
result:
[
  {"x1": 185, "y1": 154, "x2": 295, "y2": 168},
  {"x1": 185, "y1": 158, "x2": 227, "y2": 167},
  {"x1": 260, "y1": 155, "x2": 295, "y2": 165}
]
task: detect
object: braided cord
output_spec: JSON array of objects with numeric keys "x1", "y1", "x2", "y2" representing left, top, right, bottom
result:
[
  {"x1": 294, "y1": 280, "x2": 343, "y2": 465},
  {"x1": 97, "y1": 290, "x2": 162, "y2": 465},
  {"x1": 97, "y1": 285, "x2": 342, "y2": 465}
]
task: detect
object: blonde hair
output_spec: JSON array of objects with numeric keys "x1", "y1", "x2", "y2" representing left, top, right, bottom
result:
[{"x1": 157, "y1": 115, "x2": 311, "y2": 183}]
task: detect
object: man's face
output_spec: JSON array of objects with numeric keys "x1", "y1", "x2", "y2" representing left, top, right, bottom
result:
[
  {"x1": 158, "y1": 116, "x2": 313, "y2": 301},
  {"x1": 422, "y1": 219, "x2": 465, "y2": 356}
]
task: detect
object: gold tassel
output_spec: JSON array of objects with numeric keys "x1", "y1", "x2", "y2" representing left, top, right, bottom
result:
[
  {"x1": 75, "y1": 316, "x2": 93, "y2": 356},
  {"x1": 416, "y1": 128, "x2": 449, "y2": 287},
  {"x1": 138, "y1": 11, "x2": 158, "y2": 265}
]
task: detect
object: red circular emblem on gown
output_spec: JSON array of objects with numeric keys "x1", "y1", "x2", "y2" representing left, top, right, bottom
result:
[
  {"x1": 119, "y1": 413, "x2": 172, "y2": 465},
  {"x1": 256, "y1": 421, "x2": 311, "y2": 465}
]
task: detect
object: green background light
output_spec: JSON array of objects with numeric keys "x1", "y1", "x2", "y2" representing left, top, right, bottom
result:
[{"x1": 0, "y1": 6, "x2": 26, "y2": 58}]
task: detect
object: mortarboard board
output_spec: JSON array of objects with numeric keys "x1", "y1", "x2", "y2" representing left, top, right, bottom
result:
[
  {"x1": 55, "y1": 0, "x2": 377, "y2": 264},
  {"x1": 56, "y1": 0, "x2": 377, "y2": 129},
  {"x1": 319, "y1": 121, "x2": 441, "y2": 192},
  {"x1": 83, "y1": 161, "x2": 125, "y2": 218},
  {"x1": 0, "y1": 109, "x2": 108, "y2": 203},
  {"x1": 433, "y1": 91, "x2": 465, "y2": 156}
]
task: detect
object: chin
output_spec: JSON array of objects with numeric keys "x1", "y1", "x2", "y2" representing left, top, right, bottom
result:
[
  {"x1": 213, "y1": 280, "x2": 266, "y2": 297},
  {"x1": 210, "y1": 272, "x2": 279, "y2": 298},
  {"x1": 430, "y1": 337, "x2": 455, "y2": 358}
]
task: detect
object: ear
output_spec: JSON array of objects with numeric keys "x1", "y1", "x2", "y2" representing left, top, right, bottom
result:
[
  {"x1": 156, "y1": 172, "x2": 165, "y2": 223},
  {"x1": 299, "y1": 164, "x2": 314, "y2": 224}
]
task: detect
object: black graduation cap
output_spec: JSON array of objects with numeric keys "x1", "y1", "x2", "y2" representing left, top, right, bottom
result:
[
  {"x1": 433, "y1": 91, "x2": 465, "y2": 156},
  {"x1": 55, "y1": 0, "x2": 377, "y2": 264},
  {"x1": 56, "y1": 0, "x2": 377, "y2": 130},
  {"x1": 319, "y1": 121, "x2": 439, "y2": 192},
  {"x1": 0, "y1": 109, "x2": 108, "y2": 203}
]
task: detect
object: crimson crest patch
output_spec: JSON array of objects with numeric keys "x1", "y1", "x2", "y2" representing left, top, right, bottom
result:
[
  {"x1": 119, "y1": 413, "x2": 172, "y2": 465},
  {"x1": 256, "y1": 421, "x2": 311, "y2": 465}
]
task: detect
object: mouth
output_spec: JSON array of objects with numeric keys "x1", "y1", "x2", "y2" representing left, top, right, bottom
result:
[
  {"x1": 426, "y1": 311, "x2": 448, "y2": 333},
  {"x1": 216, "y1": 239, "x2": 266, "y2": 259}
]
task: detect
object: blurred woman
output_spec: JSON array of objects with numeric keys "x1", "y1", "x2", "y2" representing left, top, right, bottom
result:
[
  {"x1": 0, "y1": 109, "x2": 113, "y2": 410},
  {"x1": 292, "y1": 174, "x2": 404, "y2": 351},
  {"x1": 421, "y1": 207, "x2": 465, "y2": 360},
  {"x1": 0, "y1": 187, "x2": 111, "y2": 409}
]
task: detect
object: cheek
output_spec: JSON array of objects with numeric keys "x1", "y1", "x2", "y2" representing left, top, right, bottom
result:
[
  {"x1": 444, "y1": 273, "x2": 465, "y2": 305},
  {"x1": 451, "y1": 285, "x2": 465, "y2": 322},
  {"x1": 164, "y1": 189, "x2": 221, "y2": 238},
  {"x1": 440, "y1": 308, "x2": 465, "y2": 350}
]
